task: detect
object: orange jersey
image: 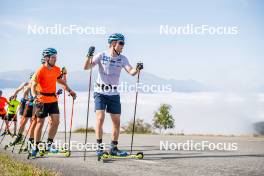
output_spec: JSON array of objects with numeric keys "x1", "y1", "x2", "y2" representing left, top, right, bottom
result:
[
  {"x1": 0, "y1": 97, "x2": 8, "y2": 115},
  {"x1": 33, "y1": 65, "x2": 61, "y2": 103}
]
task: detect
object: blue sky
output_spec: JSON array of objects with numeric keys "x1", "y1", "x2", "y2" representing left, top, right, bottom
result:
[{"x1": 0, "y1": 0, "x2": 264, "y2": 92}]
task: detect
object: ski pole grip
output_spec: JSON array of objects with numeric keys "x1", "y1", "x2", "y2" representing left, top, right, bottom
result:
[
  {"x1": 87, "y1": 46, "x2": 95, "y2": 57},
  {"x1": 62, "y1": 67, "x2": 67, "y2": 75}
]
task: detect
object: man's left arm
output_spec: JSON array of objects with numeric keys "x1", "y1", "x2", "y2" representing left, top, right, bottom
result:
[
  {"x1": 57, "y1": 78, "x2": 77, "y2": 99},
  {"x1": 124, "y1": 65, "x2": 138, "y2": 76},
  {"x1": 124, "y1": 60, "x2": 144, "y2": 76}
]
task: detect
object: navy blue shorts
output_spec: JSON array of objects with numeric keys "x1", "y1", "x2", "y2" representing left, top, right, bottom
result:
[
  {"x1": 19, "y1": 101, "x2": 33, "y2": 117},
  {"x1": 94, "y1": 92, "x2": 121, "y2": 114}
]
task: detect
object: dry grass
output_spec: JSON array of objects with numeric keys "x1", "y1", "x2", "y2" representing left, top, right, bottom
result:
[{"x1": 0, "y1": 152, "x2": 61, "y2": 176}]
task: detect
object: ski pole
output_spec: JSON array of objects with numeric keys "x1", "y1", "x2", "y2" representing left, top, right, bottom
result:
[
  {"x1": 130, "y1": 70, "x2": 141, "y2": 155},
  {"x1": 84, "y1": 46, "x2": 95, "y2": 161},
  {"x1": 0, "y1": 131, "x2": 7, "y2": 145},
  {"x1": 0, "y1": 120, "x2": 4, "y2": 134},
  {"x1": 0, "y1": 120, "x2": 9, "y2": 145},
  {"x1": 0, "y1": 120, "x2": 4, "y2": 145},
  {"x1": 18, "y1": 103, "x2": 32, "y2": 154},
  {"x1": 62, "y1": 67, "x2": 67, "y2": 144},
  {"x1": 0, "y1": 119, "x2": 15, "y2": 145},
  {"x1": 10, "y1": 102, "x2": 26, "y2": 153},
  {"x1": 12, "y1": 104, "x2": 21, "y2": 136},
  {"x1": 12, "y1": 99, "x2": 34, "y2": 153},
  {"x1": 68, "y1": 98, "x2": 75, "y2": 155},
  {"x1": 12, "y1": 100, "x2": 33, "y2": 153},
  {"x1": 18, "y1": 118, "x2": 33, "y2": 154}
]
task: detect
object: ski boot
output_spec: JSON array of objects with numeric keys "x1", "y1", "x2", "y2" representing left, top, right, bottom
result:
[
  {"x1": 109, "y1": 142, "x2": 128, "y2": 157},
  {"x1": 46, "y1": 142, "x2": 59, "y2": 153},
  {"x1": 28, "y1": 146, "x2": 38, "y2": 159},
  {"x1": 11, "y1": 134, "x2": 22, "y2": 145},
  {"x1": 4, "y1": 134, "x2": 22, "y2": 150},
  {"x1": 96, "y1": 149, "x2": 104, "y2": 156},
  {"x1": 0, "y1": 130, "x2": 7, "y2": 136}
]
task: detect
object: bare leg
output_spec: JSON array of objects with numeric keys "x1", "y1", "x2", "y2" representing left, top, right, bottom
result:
[
  {"x1": 95, "y1": 110, "x2": 105, "y2": 140},
  {"x1": 110, "y1": 114, "x2": 121, "y2": 141},
  {"x1": 4, "y1": 120, "x2": 10, "y2": 132},
  {"x1": 34, "y1": 117, "x2": 45, "y2": 142},
  {"x1": 47, "y1": 114, "x2": 60, "y2": 139},
  {"x1": 18, "y1": 116, "x2": 29, "y2": 134},
  {"x1": 28, "y1": 116, "x2": 37, "y2": 139}
]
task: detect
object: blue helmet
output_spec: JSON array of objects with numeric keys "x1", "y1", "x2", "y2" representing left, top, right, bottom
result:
[
  {"x1": 108, "y1": 33, "x2": 125, "y2": 44},
  {"x1": 42, "y1": 48, "x2": 57, "y2": 58}
]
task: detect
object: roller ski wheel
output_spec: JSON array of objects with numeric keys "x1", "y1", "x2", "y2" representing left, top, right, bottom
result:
[
  {"x1": 136, "y1": 152, "x2": 144, "y2": 159},
  {"x1": 22, "y1": 146, "x2": 28, "y2": 152},
  {"x1": 64, "y1": 151, "x2": 71, "y2": 157},
  {"x1": 97, "y1": 151, "x2": 109, "y2": 161},
  {"x1": 4, "y1": 144, "x2": 8, "y2": 150},
  {"x1": 4, "y1": 142, "x2": 15, "y2": 150},
  {"x1": 27, "y1": 153, "x2": 31, "y2": 159},
  {"x1": 58, "y1": 147, "x2": 68, "y2": 153},
  {"x1": 19, "y1": 147, "x2": 28, "y2": 154},
  {"x1": 27, "y1": 153, "x2": 36, "y2": 159},
  {"x1": 39, "y1": 150, "x2": 46, "y2": 157}
]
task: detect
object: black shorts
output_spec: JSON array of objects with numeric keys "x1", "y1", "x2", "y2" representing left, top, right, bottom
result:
[
  {"x1": 0, "y1": 114, "x2": 6, "y2": 120},
  {"x1": 5, "y1": 114, "x2": 17, "y2": 121},
  {"x1": 19, "y1": 101, "x2": 33, "y2": 117},
  {"x1": 35, "y1": 102, "x2": 60, "y2": 118}
]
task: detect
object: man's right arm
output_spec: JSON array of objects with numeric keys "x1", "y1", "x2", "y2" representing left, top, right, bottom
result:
[
  {"x1": 31, "y1": 80, "x2": 38, "y2": 98},
  {"x1": 83, "y1": 56, "x2": 93, "y2": 70},
  {"x1": 23, "y1": 85, "x2": 31, "y2": 99},
  {"x1": 84, "y1": 53, "x2": 100, "y2": 70},
  {"x1": 12, "y1": 82, "x2": 28, "y2": 97}
]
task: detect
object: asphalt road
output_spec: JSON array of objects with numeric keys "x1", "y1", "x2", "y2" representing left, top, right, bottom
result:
[{"x1": 1, "y1": 133, "x2": 264, "y2": 176}]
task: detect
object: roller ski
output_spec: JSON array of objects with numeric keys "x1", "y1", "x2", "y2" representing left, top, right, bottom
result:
[
  {"x1": 18, "y1": 139, "x2": 33, "y2": 153},
  {"x1": 97, "y1": 144, "x2": 144, "y2": 161},
  {"x1": 37, "y1": 142, "x2": 71, "y2": 158},
  {"x1": 4, "y1": 134, "x2": 23, "y2": 150},
  {"x1": 97, "y1": 151, "x2": 144, "y2": 161},
  {"x1": 1, "y1": 130, "x2": 12, "y2": 136}
]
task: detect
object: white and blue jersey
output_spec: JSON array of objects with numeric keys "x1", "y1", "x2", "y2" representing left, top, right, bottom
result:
[{"x1": 92, "y1": 51, "x2": 131, "y2": 95}]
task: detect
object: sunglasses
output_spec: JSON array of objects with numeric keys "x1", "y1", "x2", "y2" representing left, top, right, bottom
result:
[
  {"x1": 50, "y1": 55, "x2": 57, "y2": 59},
  {"x1": 117, "y1": 41, "x2": 125, "y2": 45}
]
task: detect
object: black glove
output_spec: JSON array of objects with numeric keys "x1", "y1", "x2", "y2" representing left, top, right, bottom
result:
[
  {"x1": 87, "y1": 46, "x2": 95, "y2": 57},
  {"x1": 9, "y1": 96, "x2": 14, "y2": 101},
  {"x1": 61, "y1": 67, "x2": 67, "y2": 75},
  {"x1": 136, "y1": 62, "x2": 144, "y2": 71},
  {"x1": 56, "y1": 89, "x2": 63, "y2": 95}
]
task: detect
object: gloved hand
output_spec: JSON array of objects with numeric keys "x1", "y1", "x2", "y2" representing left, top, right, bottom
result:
[
  {"x1": 20, "y1": 98, "x2": 27, "y2": 104},
  {"x1": 87, "y1": 46, "x2": 95, "y2": 57},
  {"x1": 56, "y1": 89, "x2": 63, "y2": 96},
  {"x1": 69, "y1": 90, "x2": 77, "y2": 100},
  {"x1": 9, "y1": 96, "x2": 14, "y2": 101},
  {"x1": 27, "y1": 96, "x2": 35, "y2": 106},
  {"x1": 136, "y1": 62, "x2": 144, "y2": 71}
]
